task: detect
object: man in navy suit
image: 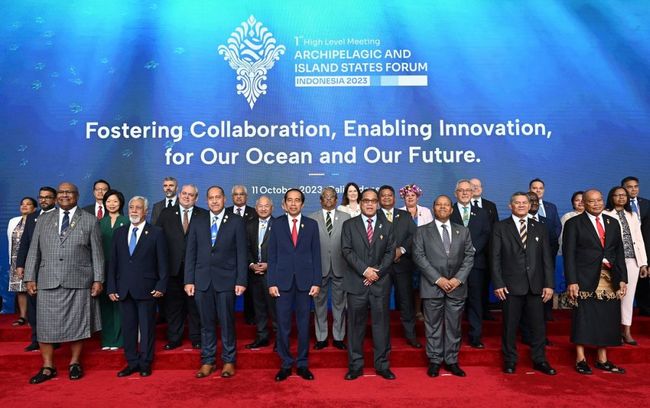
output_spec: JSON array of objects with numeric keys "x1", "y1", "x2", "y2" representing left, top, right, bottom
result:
[
  {"x1": 184, "y1": 186, "x2": 247, "y2": 379},
  {"x1": 622, "y1": 176, "x2": 650, "y2": 315},
  {"x1": 107, "y1": 196, "x2": 168, "y2": 377},
  {"x1": 267, "y1": 189, "x2": 321, "y2": 381}
]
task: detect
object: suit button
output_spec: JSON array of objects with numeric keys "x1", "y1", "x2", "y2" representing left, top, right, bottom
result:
[{"x1": 59, "y1": 259, "x2": 63, "y2": 261}]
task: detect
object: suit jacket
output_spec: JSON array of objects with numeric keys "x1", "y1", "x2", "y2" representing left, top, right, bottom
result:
[
  {"x1": 156, "y1": 205, "x2": 208, "y2": 276},
  {"x1": 480, "y1": 198, "x2": 499, "y2": 225},
  {"x1": 106, "y1": 223, "x2": 168, "y2": 299},
  {"x1": 150, "y1": 199, "x2": 167, "y2": 226},
  {"x1": 450, "y1": 204, "x2": 491, "y2": 269},
  {"x1": 184, "y1": 210, "x2": 248, "y2": 292},
  {"x1": 636, "y1": 196, "x2": 650, "y2": 223},
  {"x1": 564, "y1": 212, "x2": 628, "y2": 292},
  {"x1": 308, "y1": 209, "x2": 351, "y2": 278},
  {"x1": 267, "y1": 215, "x2": 322, "y2": 291},
  {"x1": 82, "y1": 203, "x2": 99, "y2": 217},
  {"x1": 226, "y1": 205, "x2": 258, "y2": 223},
  {"x1": 341, "y1": 212, "x2": 396, "y2": 295},
  {"x1": 381, "y1": 208, "x2": 417, "y2": 274},
  {"x1": 490, "y1": 217, "x2": 554, "y2": 295},
  {"x1": 24, "y1": 208, "x2": 104, "y2": 289},
  {"x1": 540, "y1": 200, "x2": 561, "y2": 249},
  {"x1": 246, "y1": 216, "x2": 275, "y2": 264},
  {"x1": 412, "y1": 221, "x2": 475, "y2": 299},
  {"x1": 603, "y1": 209, "x2": 648, "y2": 267}
]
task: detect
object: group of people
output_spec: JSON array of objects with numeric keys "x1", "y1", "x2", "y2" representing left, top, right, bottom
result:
[{"x1": 7, "y1": 175, "x2": 649, "y2": 384}]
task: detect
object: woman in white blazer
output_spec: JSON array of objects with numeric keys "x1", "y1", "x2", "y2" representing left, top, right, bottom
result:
[{"x1": 603, "y1": 187, "x2": 648, "y2": 345}]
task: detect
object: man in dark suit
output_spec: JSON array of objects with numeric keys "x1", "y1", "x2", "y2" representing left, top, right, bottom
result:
[
  {"x1": 268, "y1": 189, "x2": 321, "y2": 381},
  {"x1": 491, "y1": 192, "x2": 556, "y2": 375},
  {"x1": 341, "y1": 188, "x2": 396, "y2": 380},
  {"x1": 150, "y1": 176, "x2": 178, "y2": 225},
  {"x1": 622, "y1": 176, "x2": 650, "y2": 315},
  {"x1": 244, "y1": 195, "x2": 277, "y2": 349},
  {"x1": 564, "y1": 189, "x2": 627, "y2": 374},
  {"x1": 15, "y1": 186, "x2": 57, "y2": 352},
  {"x1": 225, "y1": 184, "x2": 257, "y2": 325},
  {"x1": 451, "y1": 179, "x2": 492, "y2": 348},
  {"x1": 82, "y1": 179, "x2": 110, "y2": 219},
  {"x1": 184, "y1": 186, "x2": 247, "y2": 379},
  {"x1": 378, "y1": 185, "x2": 421, "y2": 349},
  {"x1": 156, "y1": 184, "x2": 203, "y2": 350},
  {"x1": 413, "y1": 195, "x2": 475, "y2": 377},
  {"x1": 107, "y1": 196, "x2": 168, "y2": 377}
]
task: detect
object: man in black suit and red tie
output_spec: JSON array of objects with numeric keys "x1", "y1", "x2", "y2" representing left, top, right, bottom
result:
[
  {"x1": 491, "y1": 192, "x2": 556, "y2": 375},
  {"x1": 156, "y1": 184, "x2": 204, "y2": 350},
  {"x1": 341, "y1": 188, "x2": 396, "y2": 380},
  {"x1": 82, "y1": 179, "x2": 110, "y2": 219},
  {"x1": 267, "y1": 189, "x2": 321, "y2": 381},
  {"x1": 564, "y1": 189, "x2": 627, "y2": 374},
  {"x1": 184, "y1": 186, "x2": 247, "y2": 379},
  {"x1": 107, "y1": 196, "x2": 168, "y2": 377}
]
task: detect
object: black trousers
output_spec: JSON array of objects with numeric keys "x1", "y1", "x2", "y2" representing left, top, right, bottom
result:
[
  {"x1": 164, "y1": 274, "x2": 201, "y2": 344},
  {"x1": 120, "y1": 295, "x2": 157, "y2": 370},
  {"x1": 390, "y1": 268, "x2": 416, "y2": 340},
  {"x1": 502, "y1": 292, "x2": 546, "y2": 365}
]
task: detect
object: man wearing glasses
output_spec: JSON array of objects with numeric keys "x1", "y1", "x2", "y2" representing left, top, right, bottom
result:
[{"x1": 82, "y1": 179, "x2": 111, "y2": 219}]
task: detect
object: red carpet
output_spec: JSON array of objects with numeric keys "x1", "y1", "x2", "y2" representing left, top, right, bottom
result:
[{"x1": 1, "y1": 311, "x2": 649, "y2": 406}]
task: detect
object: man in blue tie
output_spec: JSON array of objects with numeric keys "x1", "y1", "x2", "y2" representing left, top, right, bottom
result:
[{"x1": 184, "y1": 186, "x2": 247, "y2": 379}]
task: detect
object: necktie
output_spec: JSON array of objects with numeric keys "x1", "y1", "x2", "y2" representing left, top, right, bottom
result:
[
  {"x1": 631, "y1": 199, "x2": 640, "y2": 219},
  {"x1": 595, "y1": 216, "x2": 605, "y2": 247},
  {"x1": 167, "y1": 199, "x2": 173, "y2": 208},
  {"x1": 211, "y1": 217, "x2": 219, "y2": 246},
  {"x1": 441, "y1": 224, "x2": 451, "y2": 255},
  {"x1": 366, "y1": 218, "x2": 374, "y2": 243},
  {"x1": 462, "y1": 206, "x2": 469, "y2": 227},
  {"x1": 326, "y1": 211, "x2": 333, "y2": 235},
  {"x1": 97, "y1": 205, "x2": 103, "y2": 220},
  {"x1": 183, "y1": 209, "x2": 189, "y2": 234},
  {"x1": 258, "y1": 220, "x2": 267, "y2": 261},
  {"x1": 538, "y1": 202, "x2": 546, "y2": 218},
  {"x1": 473, "y1": 199, "x2": 479, "y2": 208},
  {"x1": 236, "y1": 208, "x2": 242, "y2": 216},
  {"x1": 60, "y1": 210, "x2": 70, "y2": 237},
  {"x1": 291, "y1": 218, "x2": 298, "y2": 247},
  {"x1": 385, "y1": 210, "x2": 393, "y2": 223},
  {"x1": 129, "y1": 227, "x2": 138, "y2": 255},
  {"x1": 519, "y1": 219, "x2": 527, "y2": 249}
]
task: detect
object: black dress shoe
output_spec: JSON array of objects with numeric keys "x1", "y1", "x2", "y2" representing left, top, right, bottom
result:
[
  {"x1": 296, "y1": 367, "x2": 314, "y2": 380},
  {"x1": 332, "y1": 340, "x2": 347, "y2": 350},
  {"x1": 344, "y1": 369, "x2": 363, "y2": 380},
  {"x1": 140, "y1": 367, "x2": 152, "y2": 377},
  {"x1": 533, "y1": 361, "x2": 557, "y2": 376},
  {"x1": 469, "y1": 341, "x2": 485, "y2": 349},
  {"x1": 25, "y1": 343, "x2": 39, "y2": 352},
  {"x1": 446, "y1": 363, "x2": 466, "y2": 377},
  {"x1": 69, "y1": 363, "x2": 83, "y2": 380},
  {"x1": 30, "y1": 367, "x2": 57, "y2": 384},
  {"x1": 192, "y1": 342, "x2": 201, "y2": 349},
  {"x1": 406, "y1": 338, "x2": 422, "y2": 349},
  {"x1": 575, "y1": 360, "x2": 592, "y2": 375},
  {"x1": 503, "y1": 362, "x2": 516, "y2": 374},
  {"x1": 314, "y1": 340, "x2": 328, "y2": 350},
  {"x1": 245, "y1": 338, "x2": 270, "y2": 349},
  {"x1": 163, "y1": 342, "x2": 182, "y2": 350},
  {"x1": 375, "y1": 369, "x2": 396, "y2": 380},
  {"x1": 427, "y1": 363, "x2": 440, "y2": 377},
  {"x1": 275, "y1": 367, "x2": 292, "y2": 382},
  {"x1": 117, "y1": 366, "x2": 138, "y2": 377}
]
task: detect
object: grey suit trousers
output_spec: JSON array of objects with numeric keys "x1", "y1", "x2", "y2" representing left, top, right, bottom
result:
[
  {"x1": 423, "y1": 296, "x2": 465, "y2": 364},
  {"x1": 313, "y1": 271, "x2": 346, "y2": 342}
]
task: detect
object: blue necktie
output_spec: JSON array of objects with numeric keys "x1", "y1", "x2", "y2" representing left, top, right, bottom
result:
[
  {"x1": 129, "y1": 227, "x2": 138, "y2": 255},
  {"x1": 538, "y1": 202, "x2": 546, "y2": 218},
  {"x1": 211, "y1": 217, "x2": 219, "y2": 246},
  {"x1": 60, "y1": 210, "x2": 70, "y2": 237},
  {"x1": 631, "y1": 199, "x2": 640, "y2": 219}
]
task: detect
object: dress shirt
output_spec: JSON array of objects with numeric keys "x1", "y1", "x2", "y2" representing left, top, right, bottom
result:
[
  {"x1": 511, "y1": 214, "x2": 528, "y2": 229},
  {"x1": 58, "y1": 207, "x2": 78, "y2": 235},
  {"x1": 360, "y1": 214, "x2": 377, "y2": 229},
  {"x1": 233, "y1": 205, "x2": 246, "y2": 216},
  {"x1": 287, "y1": 214, "x2": 302, "y2": 231},
  {"x1": 179, "y1": 206, "x2": 194, "y2": 225},
  {"x1": 434, "y1": 219, "x2": 453, "y2": 244},
  {"x1": 473, "y1": 197, "x2": 484, "y2": 208},
  {"x1": 210, "y1": 210, "x2": 226, "y2": 230},
  {"x1": 165, "y1": 196, "x2": 178, "y2": 207},
  {"x1": 585, "y1": 212, "x2": 610, "y2": 265}
]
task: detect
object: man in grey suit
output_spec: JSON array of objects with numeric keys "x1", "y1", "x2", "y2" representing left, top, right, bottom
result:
[
  {"x1": 24, "y1": 182, "x2": 104, "y2": 384},
  {"x1": 413, "y1": 195, "x2": 475, "y2": 377},
  {"x1": 309, "y1": 187, "x2": 350, "y2": 350},
  {"x1": 341, "y1": 188, "x2": 396, "y2": 380}
]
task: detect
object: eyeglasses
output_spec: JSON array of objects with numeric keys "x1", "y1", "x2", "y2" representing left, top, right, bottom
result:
[
  {"x1": 361, "y1": 199, "x2": 378, "y2": 204},
  {"x1": 455, "y1": 189, "x2": 472, "y2": 193},
  {"x1": 57, "y1": 190, "x2": 77, "y2": 195}
]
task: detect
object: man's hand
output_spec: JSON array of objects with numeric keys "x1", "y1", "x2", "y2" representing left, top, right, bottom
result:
[
  {"x1": 91, "y1": 282, "x2": 103, "y2": 297},
  {"x1": 640, "y1": 265, "x2": 648, "y2": 278},
  {"x1": 393, "y1": 248, "x2": 403, "y2": 263},
  {"x1": 26, "y1": 281, "x2": 37, "y2": 296},
  {"x1": 363, "y1": 267, "x2": 380, "y2": 282},
  {"x1": 494, "y1": 287, "x2": 509, "y2": 301},
  {"x1": 448, "y1": 278, "x2": 462, "y2": 292},
  {"x1": 309, "y1": 286, "x2": 320, "y2": 297},
  {"x1": 436, "y1": 277, "x2": 451, "y2": 292},
  {"x1": 541, "y1": 288, "x2": 554, "y2": 303},
  {"x1": 269, "y1": 286, "x2": 280, "y2": 297},
  {"x1": 109, "y1": 293, "x2": 120, "y2": 301},
  {"x1": 151, "y1": 290, "x2": 163, "y2": 298},
  {"x1": 618, "y1": 282, "x2": 627, "y2": 298},
  {"x1": 567, "y1": 283, "x2": 579, "y2": 301},
  {"x1": 254, "y1": 262, "x2": 268, "y2": 274},
  {"x1": 184, "y1": 284, "x2": 195, "y2": 296},
  {"x1": 235, "y1": 285, "x2": 246, "y2": 296},
  {"x1": 16, "y1": 267, "x2": 24, "y2": 279}
]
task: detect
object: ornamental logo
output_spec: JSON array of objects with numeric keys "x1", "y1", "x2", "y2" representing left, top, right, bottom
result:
[{"x1": 218, "y1": 16, "x2": 286, "y2": 109}]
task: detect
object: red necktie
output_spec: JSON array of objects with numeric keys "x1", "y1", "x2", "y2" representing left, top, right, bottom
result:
[
  {"x1": 291, "y1": 218, "x2": 298, "y2": 247},
  {"x1": 97, "y1": 205, "x2": 103, "y2": 220},
  {"x1": 366, "y1": 218, "x2": 374, "y2": 243},
  {"x1": 595, "y1": 216, "x2": 605, "y2": 247}
]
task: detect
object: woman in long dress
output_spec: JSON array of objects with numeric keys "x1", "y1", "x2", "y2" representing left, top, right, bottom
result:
[{"x1": 7, "y1": 197, "x2": 37, "y2": 326}]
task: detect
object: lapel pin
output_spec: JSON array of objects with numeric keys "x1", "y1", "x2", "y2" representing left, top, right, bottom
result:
[
  {"x1": 379, "y1": 224, "x2": 383, "y2": 229},
  {"x1": 455, "y1": 230, "x2": 459, "y2": 235},
  {"x1": 535, "y1": 236, "x2": 539, "y2": 242},
  {"x1": 606, "y1": 219, "x2": 610, "y2": 224},
  {"x1": 380, "y1": 234, "x2": 383, "y2": 240},
  {"x1": 175, "y1": 211, "x2": 179, "y2": 215},
  {"x1": 301, "y1": 224, "x2": 304, "y2": 228},
  {"x1": 471, "y1": 212, "x2": 476, "y2": 217},
  {"x1": 145, "y1": 230, "x2": 149, "y2": 235}
]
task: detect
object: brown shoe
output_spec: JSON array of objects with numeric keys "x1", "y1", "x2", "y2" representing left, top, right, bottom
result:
[
  {"x1": 221, "y1": 363, "x2": 235, "y2": 378},
  {"x1": 196, "y1": 364, "x2": 215, "y2": 378}
]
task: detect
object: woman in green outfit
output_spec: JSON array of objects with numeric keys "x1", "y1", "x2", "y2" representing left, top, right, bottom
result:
[{"x1": 99, "y1": 189, "x2": 129, "y2": 350}]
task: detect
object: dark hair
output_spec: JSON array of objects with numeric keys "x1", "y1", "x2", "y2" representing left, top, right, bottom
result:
[
  {"x1": 526, "y1": 191, "x2": 539, "y2": 202},
  {"x1": 102, "y1": 189, "x2": 126, "y2": 214},
  {"x1": 206, "y1": 185, "x2": 225, "y2": 197},
  {"x1": 528, "y1": 178, "x2": 544, "y2": 188},
  {"x1": 378, "y1": 185, "x2": 395, "y2": 195},
  {"x1": 605, "y1": 186, "x2": 631, "y2": 213},
  {"x1": 284, "y1": 188, "x2": 305, "y2": 203},
  {"x1": 39, "y1": 186, "x2": 57, "y2": 197},
  {"x1": 21, "y1": 196, "x2": 37, "y2": 208},
  {"x1": 360, "y1": 188, "x2": 378, "y2": 200},
  {"x1": 570, "y1": 191, "x2": 584, "y2": 210},
  {"x1": 341, "y1": 182, "x2": 360, "y2": 205},
  {"x1": 510, "y1": 191, "x2": 530, "y2": 204},
  {"x1": 621, "y1": 176, "x2": 639, "y2": 186},
  {"x1": 93, "y1": 179, "x2": 111, "y2": 190}
]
